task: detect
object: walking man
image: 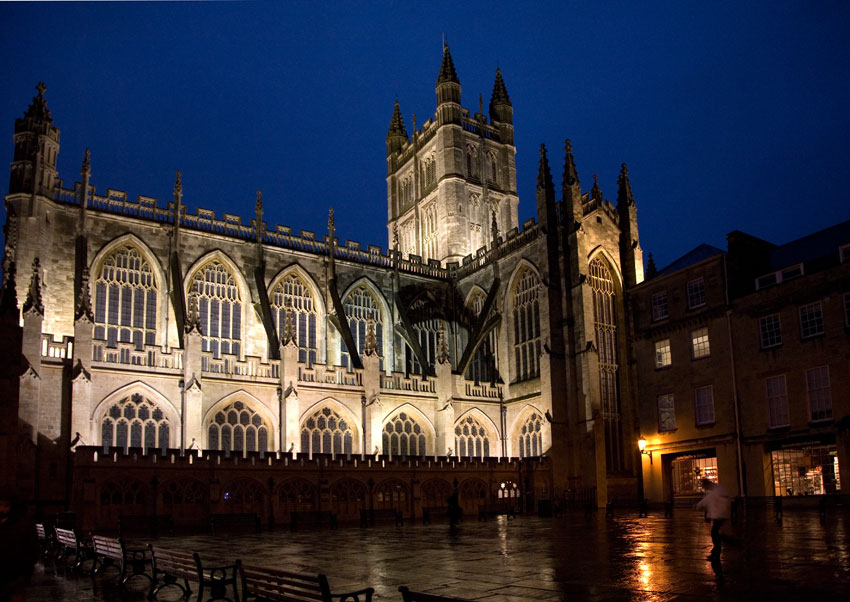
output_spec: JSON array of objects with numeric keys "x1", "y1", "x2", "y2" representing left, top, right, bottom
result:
[{"x1": 695, "y1": 478, "x2": 731, "y2": 561}]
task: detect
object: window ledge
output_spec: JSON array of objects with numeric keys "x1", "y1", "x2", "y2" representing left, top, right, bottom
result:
[
  {"x1": 654, "y1": 365, "x2": 672, "y2": 371},
  {"x1": 800, "y1": 333, "x2": 825, "y2": 341},
  {"x1": 760, "y1": 344, "x2": 783, "y2": 351}
]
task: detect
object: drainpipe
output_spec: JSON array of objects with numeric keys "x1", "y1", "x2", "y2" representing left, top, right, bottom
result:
[{"x1": 723, "y1": 256, "x2": 745, "y2": 498}]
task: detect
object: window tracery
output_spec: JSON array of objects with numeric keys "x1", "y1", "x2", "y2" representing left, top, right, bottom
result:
[
  {"x1": 207, "y1": 400, "x2": 269, "y2": 453},
  {"x1": 454, "y1": 414, "x2": 492, "y2": 459},
  {"x1": 190, "y1": 260, "x2": 242, "y2": 359},
  {"x1": 100, "y1": 393, "x2": 170, "y2": 451},
  {"x1": 93, "y1": 244, "x2": 157, "y2": 351},
  {"x1": 465, "y1": 290, "x2": 498, "y2": 384},
  {"x1": 342, "y1": 286, "x2": 383, "y2": 369},
  {"x1": 300, "y1": 406, "x2": 354, "y2": 456},
  {"x1": 517, "y1": 411, "x2": 542, "y2": 458},
  {"x1": 271, "y1": 272, "x2": 318, "y2": 365},
  {"x1": 512, "y1": 268, "x2": 541, "y2": 381},
  {"x1": 382, "y1": 411, "x2": 427, "y2": 458}
]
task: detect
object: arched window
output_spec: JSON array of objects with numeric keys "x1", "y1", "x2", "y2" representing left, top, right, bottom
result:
[
  {"x1": 487, "y1": 154, "x2": 497, "y2": 185},
  {"x1": 191, "y1": 260, "x2": 242, "y2": 359},
  {"x1": 93, "y1": 244, "x2": 158, "y2": 350},
  {"x1": 271, "y1": 272, "x2": 318, "y2": 365},
  {"x1": 382, "y1": 411, "x2": 427, "y2": 458},
  {"x1": 300, "y1": 406, "x2": 354, "y2": 456},
  {"x1": 465, "y1": 290, "x2": 498, "y2": 385},
  {"x1": 512, "y1": 268, "x2": 541, "y2": 382},
  {"x1": 100, "y1": 393, "x2": 170, "y2": 451},
  {"x1": 454, "y1": 414, "x2": 492, "y2": 459},
  {"x1": 421, "y1": 203, "x2": 438, "y2": 262},
  {"x1": 589, "y1": 257, "x2": 624, "y2": 472},
  {"x1": 405, "y1": 318, "x2": 441, "y2": 376},
  {"x1": 207, "y1": 400, "x2": 269, "y2": 454},
  {"x1": 342, "y1": 286, "x2": 383, "y2": 370},
  {"x1": 518, "y1": 412, "x2": 543, "y2": 458},
  {"x1": 466, "y1": 146, "x2": 478, "y2": 178}
]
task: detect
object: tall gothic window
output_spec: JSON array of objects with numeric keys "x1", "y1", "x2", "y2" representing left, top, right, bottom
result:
[
  {"x1": 465, "y1": 290, "x2": 498, "y2": 385},
  {"x1": 517, "y1": 412, "x2": 542, "y2": 458},
  {"x1": 405, "y1": 318, "x2": 440, "y2": 376},
  {"x1": 382, "y1": 411, "x2": 427, "y2": 458},
  {"x1": 589, "y1": 257, "x2": 624, "y2": 472},
  {"x1": 207, "y1": 400, "x2": 269, "y2": 453},
  {"x1": 487, "y1": 153, "x2": 497, "y2": 185},
  {"x1": 342, "y1": 286, "x2": 383, "y2": 370},
  {"x1": 301, "y1": 406, "x2": 353, "y2": 456},
  {"x1": 94, "y1": 244, "x2": 158, "y2": 350},
  {"x1": 191, "y1": 260, "x2": 242, "y2": 359},
  {"x1": 101, "y1": 393, "x2": 170, "y2": 451},
  {"x1": 466, "y1": 146, "x2": 478, "y2": 178},
  {"x1": 271, "y1": 272, "x2": 318, "y2": 365},
  {"x1": 512, "y1": 268, "x2": 541, "y2": 382},
  {"x1": 422, "y1": 203, "x2": 438, "y2": 262},
  {"x1": 455, "y1": 414, "x2": 491, "y2": 459}
]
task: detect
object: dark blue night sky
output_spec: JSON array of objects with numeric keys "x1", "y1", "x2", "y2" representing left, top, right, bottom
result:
[{"x1": 2, "y1": 1, "x2": 848, "y2": 270}]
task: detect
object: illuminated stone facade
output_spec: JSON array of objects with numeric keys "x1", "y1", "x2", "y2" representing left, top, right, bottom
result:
[{"x1": 1, "y1": 47, "x2": 645, "y2": 525}]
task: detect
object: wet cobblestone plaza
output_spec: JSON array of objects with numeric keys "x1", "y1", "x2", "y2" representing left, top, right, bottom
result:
[{"x1": 26, "y1": 508, "x2": 850, "y2": 601}]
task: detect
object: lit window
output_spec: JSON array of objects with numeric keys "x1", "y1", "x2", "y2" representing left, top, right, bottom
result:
[
  {"x1": 301, "y1": 406, "x2": 354, "y2": 456},
  {"x1": 208, "y1": 400, "x2": 269, "y2": 454},
  {"x1": 657, "y1": 394, "x2": 676, "y2": 432},
  {"x1": 512, "y1": 268, "x2": 541, "y2": 382},
  {"x1": 454, "y1": 415, "x2": 491, "y2": 459},
  {"x1": 100, "y1": 393, "x2": 169, "y2": 451},
  {"x1": 191, "y1": 260, "x2": 242, "y2": 359},
  {"x1": 806, "y1": 366, "x2": 832, "y2": 422},
  {"x1": 765, "y1": 375, "x2": 790, "y2": 428},
  {"x1": 93, "y1": 244, "x2": 158, "y2": 350},
  {"x1": 271, "y1": 272, "x2": 318, "y2": 365},
  {"x1": 342, "y1": 286, "x2": 383, "y2": 370},
  {"x1": 465, "y1": 290, "x2": 498, "y2": 385},
  {"x1": 383, "y1": 411, "x2": 427, "y2": 458},
  {"x1": 799, "y1": 302, "x2": 824, "y2": 338},
  {"x1": 650, "y1": 291, "x2": 668, "y2": 321},
  {"x1": 687, "y1": 277, "x2": 706, "y2": 309},
  {"x1": 654, "y1": 339, "x2": 671, "y2": 368},
  {"x1": 759, "y1": 314, "x2": 782, "y2": 349},
  {"x1": 517, "y1": 412, "x2": 543, "y2": 458},
  {"x1": 694, "y1": 385, "x2": 715, "y2": 425},
  {"x1": 691, "y1": 327, "x2": 710, "y2": 359}
]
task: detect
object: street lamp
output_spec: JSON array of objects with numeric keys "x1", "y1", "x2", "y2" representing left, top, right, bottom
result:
[{"x1": 638, "y1": 436, "x2": 653, "y2": 465}]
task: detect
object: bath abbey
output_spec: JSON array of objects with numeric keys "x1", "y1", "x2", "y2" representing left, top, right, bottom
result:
[{"x1": 0, "y1": 46, "x2": 649, "y2": 528}]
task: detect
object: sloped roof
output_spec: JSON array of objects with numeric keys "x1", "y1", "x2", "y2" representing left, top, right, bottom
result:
[
  {"x1": 770, "y1": 220, "x2": 850, "y2": 269},
  {"x1": 655, "y1": 244, "x2": 725, "y2": 278}
]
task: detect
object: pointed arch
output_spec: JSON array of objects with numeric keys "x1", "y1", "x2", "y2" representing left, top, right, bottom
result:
[
  {"x1": 204, "y1": 391, "x2": 277, "y2": 454},
  {"x1": 184, "y1": 250, "x2": 251, "y2": 360},
  {"x1": 89, "y1": 233, "x2": 167, "y2": 349},
  {"x1": 339, "y1": 277, "x2": 392, "y2": 369},
  {"x1": 454, "y1": 408, "x2": 499, "y2": 459},
  {"x1": 92, "y1": 381, "x2": 178, "y2": 450},
  {"x1": 463, "y1": 285, "x2": 499, "y2": 385},
  {"x1": 586, "y1": 246, "x2": 624, "y2": 294},
  {"x1": 510, "y1": 404, "x2": 546, "y2": 459},
  {"x1": 268, "y1": 263, "x2": 326, "y2": 365},
  {"x1": 299, "y1": 398, "x2": 361, "y2": 457},
  {"x1": 506, "y1": 259, "x2": 542, "y2": 383},
  {"x1": 381, "y1": 403, "x2": 435, "y2": 458}
]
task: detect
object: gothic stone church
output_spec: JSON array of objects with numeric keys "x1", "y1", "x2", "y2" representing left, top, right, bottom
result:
[{"x1": 1, "y1": 47, "x2": 644, "y2": 528}]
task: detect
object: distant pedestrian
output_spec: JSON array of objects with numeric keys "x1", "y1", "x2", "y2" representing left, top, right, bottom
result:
[
  {"x1": 695, "y1": 478, "x2": 731, "y2": 561},
  {"x1": 0, "y1": 489, "x2": 38, "y2": 602}
]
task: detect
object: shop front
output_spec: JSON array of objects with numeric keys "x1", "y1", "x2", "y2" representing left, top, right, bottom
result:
[{"x1": 768, "y1": 437, "x2": 841, "y2": 497}]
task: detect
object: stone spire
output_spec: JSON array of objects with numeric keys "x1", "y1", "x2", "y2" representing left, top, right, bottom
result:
[
  {"x1": 11, "y1": 82, "x2": 60, "y2": 199},
  {"x1": 75, "y1": 266, "x2": 93, "y2": 322},
  {"x1": 386, "y1": 99, "x2": 409, "y2": 155},
  {"x1": 563, "y1": 140, "x2": 579, "y2": 188},
  {"x1": 363, "y1": 318, "x2": 378, "y2": 356},
  {"x1": 491, "y1": 209, "x2": 499, "y2": 244},
  {"x1": 591, "y1": 174, "x2": 603, "y2": 205},
  {"x1": 172, "y1": 170, "x2": 183, "y2": 234},
  {"x1": 24, "y1": 82, "x2": 52, "y2": 124},
  {"x1": 646, "y1": 253, "x2": 657, "y2": 279},
  {"x1": 490, "y1": 69, "x2": 511, "y2": 107},
  {"x1": 254, "y1": 189, "x2": 265, "y2": 240},
  {"x1": 489, "y1": 68, "x2": 514, "y2": 142},
  {"x1": 23, "y1": 257, "x2": 43, "y2": 317},
  {"x1": 435, "y1": 43, "x2": 461, "y2": 123},
  {"x1": 436, "y1": 324, "x2": 450, "y2": 364},
  {"x1": 436, "y1": 42, "x2": 459, "y2": 85},
  {"x1": 185, "y1": 292, "x2": 202, "y2": 334},
  {"x1": 536, "y1": 144, "x2": 556, "y2": 229},
  {"x1": 563, "y1": 139, "x2": 582, "y2": 224},
  {"x1": 282, "y1": 301, "x2": 296, "y2": 346},
  {"x1": 616, "y1": 163, "x2": 634, "y2": 208}
]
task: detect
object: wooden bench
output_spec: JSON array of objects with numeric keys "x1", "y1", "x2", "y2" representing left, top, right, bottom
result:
[
  {"x1": 90, "y1": 535, "x2": 152, "y2": 586},
  {"x1": 118, "y1": 514, "x2": 175, "y2": 538},
  {"x1": 421, "y1": 506, "x2": 449, "y2": 524},
  {"x1": 398, "y1": 586, "x2": 474, "y2": 602},
  {"x1": 241, "y1": 563, "x2": 374, "y2": 602},
  {"x1": 35, "y1": 523, "x2": 51, "y2": 555},
  {"x1": 54, "y1": 527, "x2": 91, "y2": 569},
  {"x1": 210, "y1": 512, "x2": 261, "y2": 535},
  {"x1": 360, "y1": 508, "x2": 403, "y2": 527},
  {"x1": 477, "y1": 502, "x2": 515, "y2": 521},
  {"x1": 149, "y1": 546, "x2": 240, "y2": 601},
  {"x1": 290, "y1": 510, "x2": 337, "y2": 531}
]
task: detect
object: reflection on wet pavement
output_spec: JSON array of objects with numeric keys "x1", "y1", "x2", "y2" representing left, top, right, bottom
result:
[{"x1": 26, "y1": 508, "x2": 850, "y2": 601}]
